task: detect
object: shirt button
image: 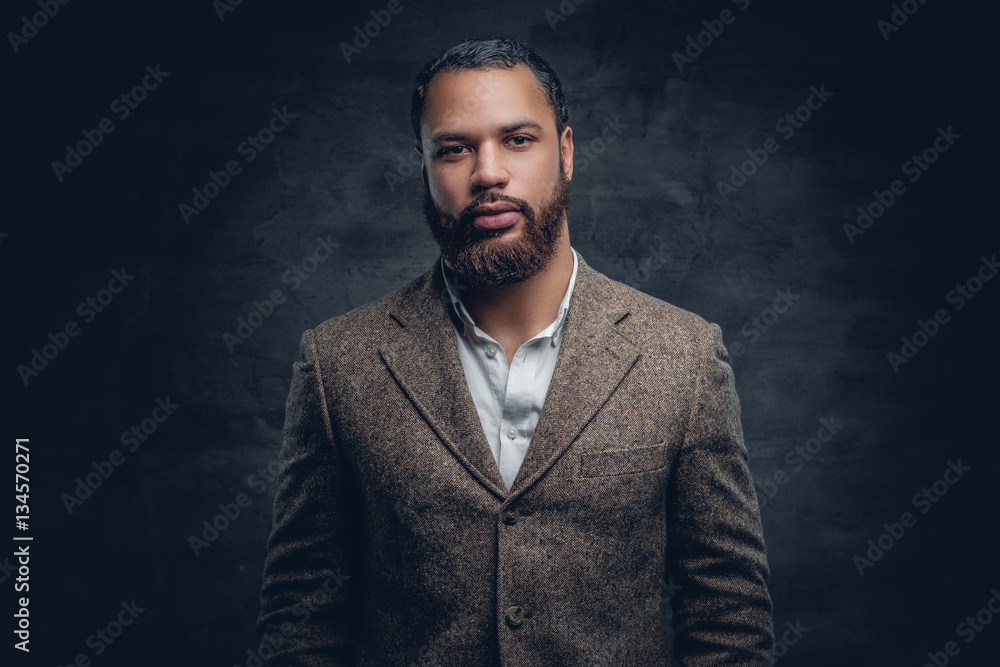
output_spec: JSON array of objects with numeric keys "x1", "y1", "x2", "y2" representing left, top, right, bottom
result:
[
  {"x1": 485, "y1": 345, "x2": 497, "y2": 358},
  {"x1": 507, "y1": 427, "x2": 516, "y2": 439},
  {"x1": 505, "y1": 605, "x2": 525, "y2": 627}
]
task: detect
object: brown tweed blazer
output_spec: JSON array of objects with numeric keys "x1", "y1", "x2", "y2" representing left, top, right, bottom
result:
[{"x1": 257, "y1": 250, "x2": 774, "y2": 666}]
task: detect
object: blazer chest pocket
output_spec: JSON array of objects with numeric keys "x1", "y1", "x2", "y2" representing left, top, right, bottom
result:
[{"x1": 578, "y1": 442, "x2": 668, "y2": 478}]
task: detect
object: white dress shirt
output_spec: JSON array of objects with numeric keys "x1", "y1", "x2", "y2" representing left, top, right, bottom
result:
[{"x1": 440, "y1": 248, "x2": 579, "y2": 491}]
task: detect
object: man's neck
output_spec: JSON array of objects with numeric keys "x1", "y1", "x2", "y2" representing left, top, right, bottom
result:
[{"x1": 447, "y1": 234, "x2": 575, "y2": 363}]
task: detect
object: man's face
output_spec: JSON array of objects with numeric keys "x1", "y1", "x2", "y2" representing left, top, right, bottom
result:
[{"x1": 418, "y1": 64, "x2": 574, "y2": 290}]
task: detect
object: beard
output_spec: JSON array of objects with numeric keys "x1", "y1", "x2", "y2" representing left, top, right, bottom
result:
[{"x1": 422, "y1": 162, "x2": 572, "y2": 290}]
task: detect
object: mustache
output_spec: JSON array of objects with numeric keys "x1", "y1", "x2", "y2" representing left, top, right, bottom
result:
[{"x1": 457, "y1": 192, "x2": 533, "y2": 225}]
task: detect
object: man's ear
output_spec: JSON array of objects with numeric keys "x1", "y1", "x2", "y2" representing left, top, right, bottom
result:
[
  {"x1": 560, "y1": 126, "x2": 574, "y2": 182},
  {"x1": 415, "y1": 146, "x2": 425, "y2": 183}
]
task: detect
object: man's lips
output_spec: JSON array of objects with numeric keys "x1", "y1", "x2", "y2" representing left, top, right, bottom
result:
[{"x1": 469, "y1": 205, "x2": 521, "y2": 231}]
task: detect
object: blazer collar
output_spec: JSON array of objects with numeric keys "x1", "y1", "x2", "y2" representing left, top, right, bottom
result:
[{"x1": 379, "y1": 250, "x2": 641, "y2": 501}]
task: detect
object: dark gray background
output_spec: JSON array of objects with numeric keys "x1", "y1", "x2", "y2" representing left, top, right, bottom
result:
[{"x1": 4, "y1": 0, "x2": 999, "y2": 664}]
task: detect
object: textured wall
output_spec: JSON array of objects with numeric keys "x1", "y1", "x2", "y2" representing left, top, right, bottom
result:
[{"x1": 5, "y1": 0, "x2": 998, "y2": 664}]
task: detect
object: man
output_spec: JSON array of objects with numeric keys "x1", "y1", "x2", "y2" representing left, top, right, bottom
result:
[{"x1": 257, "y1": 36, "x2": 774, "y2": 665}]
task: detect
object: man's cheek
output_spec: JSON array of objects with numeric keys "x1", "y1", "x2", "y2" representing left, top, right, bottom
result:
[{"x1": 430, "y1": 190, "x2": 462, "y2": 219}]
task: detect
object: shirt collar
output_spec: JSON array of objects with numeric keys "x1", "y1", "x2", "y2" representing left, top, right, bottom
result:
[{"x1": 440, "y1": 247, "x2": 579, "y2": 347}]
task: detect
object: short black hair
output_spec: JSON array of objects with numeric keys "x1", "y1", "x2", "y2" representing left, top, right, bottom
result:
[{"x1": 410, "y1": 36, "x2": 569, "y2": 146}]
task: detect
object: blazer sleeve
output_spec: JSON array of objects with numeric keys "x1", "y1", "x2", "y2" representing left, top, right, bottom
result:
[
  {"x1": 666, "y1": 323, "x2": 775, "y2": 665},
  {"x1": 256, "y1": 329, "x2": 361, "y2": 666}
]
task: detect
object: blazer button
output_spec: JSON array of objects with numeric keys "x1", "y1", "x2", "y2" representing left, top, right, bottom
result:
[
  {"x1": 502, "y1": 507, "x2": 520, "y2": 525},
  {"x1": 505, "y1": 605, "x2": 525, "y2": 627}
]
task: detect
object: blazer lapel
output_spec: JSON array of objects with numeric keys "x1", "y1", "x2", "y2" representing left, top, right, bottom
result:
[
  {"x1": 379, "y1": 261, "x2": 508, "y2": 498},
  {"x1": 509, "y1": 254, "x2": 641, "y2": 495},
  {"x1": 378, "y1": 252, "x2": 641, "y2": 500}
]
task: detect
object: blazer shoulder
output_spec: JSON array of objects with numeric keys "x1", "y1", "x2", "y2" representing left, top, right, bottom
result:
[
  {"x1": 592, "y1": 269, "x2": 721, "y2": 356},
  {"x1": 303, "y1": 265, "x2": 435, "y2": 357}
]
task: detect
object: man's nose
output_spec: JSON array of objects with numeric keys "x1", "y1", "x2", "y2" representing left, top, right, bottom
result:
[{"x1": 470, "y1": 144, "x2": 509, "y2": 192}]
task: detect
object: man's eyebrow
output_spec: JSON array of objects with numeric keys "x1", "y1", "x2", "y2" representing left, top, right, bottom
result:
[
  {"x1": 498, "y1": 120, "x2": 545, "y2": 135},
  {"x1": 429, "y1": 120, "x2": 546, "y2": 146},
  {"x1": 429, "y1": 132, "x2": 470, "y2": 146}
]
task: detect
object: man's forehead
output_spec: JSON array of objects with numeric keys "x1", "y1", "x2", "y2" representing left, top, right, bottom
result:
[{"x1": 422, "y1": 63, "x2": 554, "y2": 136}]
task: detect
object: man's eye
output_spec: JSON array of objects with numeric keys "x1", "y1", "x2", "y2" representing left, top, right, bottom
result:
[
  {"x1": 438, "y1": 146, "x2": 467, "y2": 157},
  {"x1": 508, "y1": 136, "x2": 532, "y2": 146}
]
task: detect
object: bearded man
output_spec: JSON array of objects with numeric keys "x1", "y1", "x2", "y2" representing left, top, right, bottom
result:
[{"x1": 257, "y1": 36, "x2": 774, "y2": 666}]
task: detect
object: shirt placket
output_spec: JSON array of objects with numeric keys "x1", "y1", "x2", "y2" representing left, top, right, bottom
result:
[{"x1": 497, "y1": 342, "x2": 539, "y2": 489}]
